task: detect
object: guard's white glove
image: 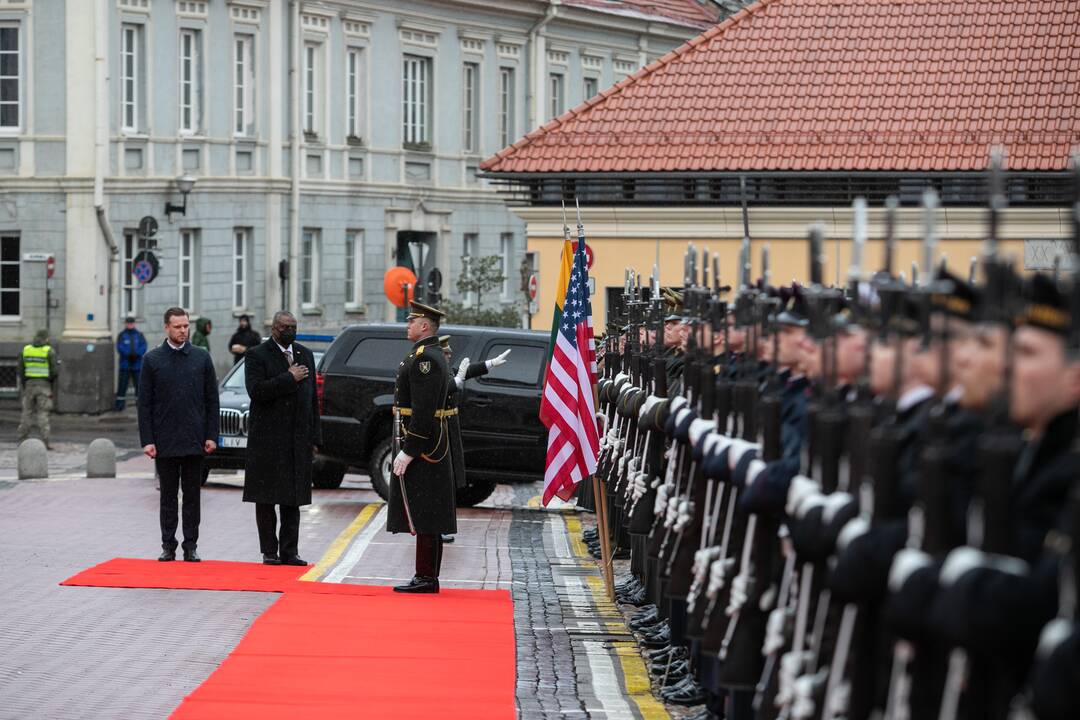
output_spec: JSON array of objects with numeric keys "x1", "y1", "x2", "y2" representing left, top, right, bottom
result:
[
  {"x1": 455, "y1": 357, "x2": 470, "y2": 388},
  {"x1": 486, "y1": 348, "x2": 511, "y2": 370},
  {"x1": 706, "y1": 557, "x2": 736, "y2": 599},
  {"x1": 393, "y1": 450, "x2": 413, "y2": 476},
  {"x1": 764, "y1": 606, "x2": 791, "y2": 655},
  {"x1": 727, "y1": 571, "x2": 752, "y2": 616},
  {"x1": 887, "y1": 548, "x2": 932, "y2": 592}
]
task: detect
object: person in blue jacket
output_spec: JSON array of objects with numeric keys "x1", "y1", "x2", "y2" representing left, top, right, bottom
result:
[{"x1": 115, "y1": 315, "x2": 147, "y2": 410}]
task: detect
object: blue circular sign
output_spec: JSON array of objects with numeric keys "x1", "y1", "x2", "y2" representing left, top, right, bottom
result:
[{"x1": 133, "y1": 260, "x2": 154, "y2": 284}]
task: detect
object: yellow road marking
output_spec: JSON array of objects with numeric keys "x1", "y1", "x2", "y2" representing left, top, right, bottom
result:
[
  {"x1": 300, "y1": 502, "x2": 382, "y2": 582},
  {"x1": 613, "y1": 642, "x2": 671, "y2": 719},
  {"x1": 563, "y1": 514, "x2": 591, "y2": 559},
  {"x1": 527, "y1": 495, "x2": 541, "y2": 508}
]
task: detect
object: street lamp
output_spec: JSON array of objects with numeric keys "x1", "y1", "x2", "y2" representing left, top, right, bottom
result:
[{"x1": 164, "y1": 174, "x2": 197, "y2": 220}]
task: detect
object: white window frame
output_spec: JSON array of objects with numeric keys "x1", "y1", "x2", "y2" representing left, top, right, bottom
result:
[
  {"x1": 462, "y1": 61, "x2": 479, "y2": 154},
  {"x1": 233, "y1": 33, "x2": 254, "y2": 137},
  {"x1": 498, "y1": 67, "x2": 514, "y2": 149},
  {"x1": 462, "y1": 233, "x2": 479, "y2": 307},
  {"x1": 344, "y1": 230, "x2": 363, "y2": 309},
  {"x1": 402, "y1": 54, "x2": 432, "y2": 147},
  {"x1": 178, "y1": 229, "x2": 196, "y2": 309},
  {"x1": 500, "y1": 233, "x2": 513, "y2": 300},
  {"x1": 121, "y1": 24, "x2": 141, "y2": 132},
  {"x1": 300, "y1": 228, "x2": 320, "y2": 307},
  {"x1": 583, "y1": 76, "x2": 599, "y2": 102},
  {"x1": 548, "y1": 72, "x2": 564, "y2": 121},
  {"x1": 0, "y1": 234, "x2": 20, "y2": 318},
  {"x1": 232, "y1": 228, "x2": 248, "y2": 310},
  {"x1": 121, "y1": 230, "x2": 146, "y2": 318},
  {"x1": 178, "y1": 28, "x2": 202, "y2": 135},
  {"x1": 303, "y1": 40, "x2": 325, "y2": 136},
  {"x1": 0, "y1": 22, "x2": 21, "y2": 131},
  {"x1": 346, "y1": 46, "x2": 364, "y2": 140}
]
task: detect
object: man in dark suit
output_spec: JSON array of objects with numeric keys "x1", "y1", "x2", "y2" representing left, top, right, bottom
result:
[
  {"x1": 138, "y1": 307, "x2": 219, "y2": 562},
  {"x1": 242, "y1": 311, "x2": 321, "y2": 566},
  {"x1": 389, "y1": 301, "x2": 459, "y2": 594}
]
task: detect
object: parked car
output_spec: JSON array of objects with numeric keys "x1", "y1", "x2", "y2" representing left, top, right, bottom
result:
[
  {"x1": 204, "y1": 346, "x2": 336, "y2": 486},
  {"x1": 317, "y1": 324, "x2": 549, "y2": 506}
]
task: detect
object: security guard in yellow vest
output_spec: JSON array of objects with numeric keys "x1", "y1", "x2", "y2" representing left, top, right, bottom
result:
[{"x1": 18, "y1": 329, "x2": 58, "y2": 448}]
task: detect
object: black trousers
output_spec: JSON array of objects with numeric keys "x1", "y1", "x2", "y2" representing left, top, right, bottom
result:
[
  {"x1": 157, "y1": 455, "x2": 203, "y2": 552},
  {"x1": 415, "y1": 533, "x2": 443, "y2": 579},
  {"x1": 255, "y1": 503, "x2": 300, "y2": 558}
]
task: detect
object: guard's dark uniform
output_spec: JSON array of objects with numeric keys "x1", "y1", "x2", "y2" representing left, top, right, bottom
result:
[{"x1": 389, "y1": 320, "x2": 458, "y2": 587}]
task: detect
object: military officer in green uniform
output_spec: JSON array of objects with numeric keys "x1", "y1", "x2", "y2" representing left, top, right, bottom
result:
[
  {"x1": 390, "y1": 301, "x2": 458, "y2": 594},
  {"x1": 18, "y1": 329, "x2": 58, "y2": 448}
]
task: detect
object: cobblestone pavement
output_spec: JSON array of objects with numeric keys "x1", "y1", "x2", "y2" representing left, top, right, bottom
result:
[{"x1": 0, "y1": 426, "x2": 677, "y2": 719}]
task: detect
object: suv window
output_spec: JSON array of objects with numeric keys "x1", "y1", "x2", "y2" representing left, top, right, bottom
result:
[
  {"x1": 344, "y1": 337, "x2": 413, "y2": 374},
  {"x1": 479, "y1": 343, "x2": 546, "y2": 387},
  {"x1": 224, "y1": 363, "x2": 246, "y2": 389}
]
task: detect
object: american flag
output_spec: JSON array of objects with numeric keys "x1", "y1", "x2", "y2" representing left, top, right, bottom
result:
[{"x1": 540, "y1": 227, "x2": 599, "y2": 505}]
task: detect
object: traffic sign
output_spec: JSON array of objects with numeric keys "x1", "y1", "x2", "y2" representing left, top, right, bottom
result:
[
  {"x1": 527, "y1": 273, "x2": 539, "y2": 301},
  {"x1": 583, "y1": 243, "x2": 594, "y2": 270},
  {"x1": 45, "y1": 255, "x2": 55, "y2": 278},
  {"x1": 138, "y1": 215, "x2": 159, "y2": 238},
  {"x1": 131, "y1": 250, "x2": 160, "y2": 285}
]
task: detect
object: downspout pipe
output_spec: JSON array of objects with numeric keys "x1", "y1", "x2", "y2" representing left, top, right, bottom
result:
[
  {"x1": 93, "y1": 0, "x2": 117, "y2": 334},
  {"x1": 289, "y1": 0, "x2": 301, "y2": 315},
  {"x1": 527, "y1": 3, "x2": 557, "y2": 131}
]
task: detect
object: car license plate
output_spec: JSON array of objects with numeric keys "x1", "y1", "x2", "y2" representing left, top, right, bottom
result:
[{"x1": 220, "y1": 436, "x2": 247, "y2": 448}]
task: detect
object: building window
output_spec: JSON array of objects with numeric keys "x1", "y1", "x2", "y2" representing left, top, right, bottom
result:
[
  {"x1": 548, "y1": 72, "x2": 564, "y2": 120},
  {"x1": 583, "y1": 76, "x2": 599, "y2": 101},
  {"x1": 179, "y1": 28, "x2": 203, "y2": 134},
  {"x1": 0, "y1": 24, "x2": 20, "y2": 130},
  {"x1": 463, "y1": 233, "x2": 478, "y2": 306},
  {"x1": 346, "y1": 47, "x2": 363, "y2": 140},
  {"x1": 121, "y1": 24, "x2": 143, "y2": 132},
  {"x1": 0, "y1": 234, "x2": 19, "y2": 317},
  {"x1": 462, "y1": 61, "x2": 479, "y2": 153},
  {"x1": 233, "y1": 228, "x2": 248, "y2": 310},
  {"x1": 344, "y1": 230, "x2": 362, "y2": 307},
  {"x1": 498, "y1": 67, "x2": 514, "y2": 148},
  {"x1": 500, "y1": 233, "x2": 513, "y2": 299},
  {"x1": 402, "y1": 54, "x2": 431, "y2": 148},
  {"x1": 234, "y1": 34, "x2": 254, "y2": 137},
  {"x1": 178, "y1": 229, "x2": 197, "y2": 309},
  {"x1": 301, "y1": 229, "x2": 320, "y2": 306},
  {"x1": 121, "y1": 231, "x2": 146, "y2": 318},
  {"x1": 303, "y1": 41, "x2": 324, "y2": 136}
]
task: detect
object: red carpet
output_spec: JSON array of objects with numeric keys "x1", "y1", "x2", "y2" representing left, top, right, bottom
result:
[{"x1": 61, "y1": 559, "x2": 516, "y2": 719}]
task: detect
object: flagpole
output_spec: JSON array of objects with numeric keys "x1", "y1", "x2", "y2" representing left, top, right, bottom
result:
[{"x1": 573, "y1": 199, "x2": 615, "y2": 601}]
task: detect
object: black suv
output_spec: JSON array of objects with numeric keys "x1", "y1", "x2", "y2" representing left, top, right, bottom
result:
[{"x1": 317, "y1": 324, "x2": 549, "y2": 506}]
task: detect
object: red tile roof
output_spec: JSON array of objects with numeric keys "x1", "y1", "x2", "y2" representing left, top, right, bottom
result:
[
  {"x1": 564, "y1": 0, "x2": 719, "y2": 29},
  {"x1": 482, "y1": 0, "x2": 1080, "y2": 174}
]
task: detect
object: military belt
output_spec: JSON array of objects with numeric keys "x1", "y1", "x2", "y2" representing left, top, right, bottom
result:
[{"x1": 395, "y1": 406, "x2": 458, "y2": 419}]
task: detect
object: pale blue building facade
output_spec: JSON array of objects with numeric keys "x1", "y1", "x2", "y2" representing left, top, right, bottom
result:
[{"x1": 0, "y1": 0, "x2": 712, "y2": 411}]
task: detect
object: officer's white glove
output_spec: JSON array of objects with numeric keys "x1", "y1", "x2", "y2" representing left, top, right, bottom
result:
[
  {"x1": 393, "y1": 451, "x2": 413, "y2": 476},
  {"x1": 455, "y1": 357, "x2": 470, "y2": 388},
  {"x1": 486, "y1": 348, "x2": 511, "y2": 370},
  {"x1": 887, "y1": 548, "x2": 932, "y2": 592}
]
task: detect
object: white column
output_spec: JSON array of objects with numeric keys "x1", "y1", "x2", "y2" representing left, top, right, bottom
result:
[{"x1": 63, "y1": 0, "x2": 109, "y2": 340}]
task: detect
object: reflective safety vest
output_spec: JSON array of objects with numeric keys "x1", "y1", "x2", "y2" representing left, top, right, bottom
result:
[{"x1": 22, "y1": 344, "x2": 51, "y2": 380}]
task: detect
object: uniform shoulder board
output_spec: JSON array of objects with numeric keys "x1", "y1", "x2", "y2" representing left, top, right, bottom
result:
[{"x1": 417, "y1": 346, "x2": 425, "y2": 356}]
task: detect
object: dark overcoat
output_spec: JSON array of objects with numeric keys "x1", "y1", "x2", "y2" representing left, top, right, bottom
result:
[
  {"x1": 242, "y1": 339, "x2": 321, "y2": 506},
  {"x1": 387, "y1": 335, "x2": 457, "y2": 534},
  {"x1": 446, "y1": 360, "x2": 488, "y2": 489}
]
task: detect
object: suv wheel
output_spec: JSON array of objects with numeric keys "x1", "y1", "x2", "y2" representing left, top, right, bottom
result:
[
  {"x1": 456, "y1": 479, "x2": 497, "y2": 507},
  {"x1": 367, "y1": 437, "x2": 392, "y2": 501},
  {"x1": 312, "y1": 458, "x2": 347, "y2": 489}
]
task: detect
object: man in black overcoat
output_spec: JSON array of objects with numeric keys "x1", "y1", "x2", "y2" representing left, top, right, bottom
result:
[
  {"x1": 389, "y1": 302, "x2": 458, "y2": 593},
  {"x1": 243, "y1": 311, "x2": 321, "y2": 566}
]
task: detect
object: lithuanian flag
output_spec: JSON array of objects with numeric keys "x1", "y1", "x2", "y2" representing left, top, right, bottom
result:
[{"x1": 540, "y1": 227, "x2": 575, "y2": 424}]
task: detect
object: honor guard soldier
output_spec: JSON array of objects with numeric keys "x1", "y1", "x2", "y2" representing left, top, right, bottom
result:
[{"x1": 390, "y1": 301, "x2": 459, "y2": 594}]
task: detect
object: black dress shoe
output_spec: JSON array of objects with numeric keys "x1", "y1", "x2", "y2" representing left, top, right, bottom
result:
[
  {"x1": 262, "y1": 553, "x2": 282, "y2": 565},
  {"x1": 158, "y1": 550, "x2": 176, "y2": 562},
  {"x1": 393, "y1": 576, "x2": 439, "y2": 594},
  {"x1": 280, "y1": 555, "x2": 308, "y2": 566},
  {"x1": 642, "y1": 627, "x2": 671, "y2": 648},
  {"x1": 182, "y1": 549, "x2": 201, "y2": 562}
]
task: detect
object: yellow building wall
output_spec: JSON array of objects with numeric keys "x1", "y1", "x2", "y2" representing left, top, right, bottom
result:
[{"x1": 518, "y1": 206, "x2": 1071, "y2": 331}]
